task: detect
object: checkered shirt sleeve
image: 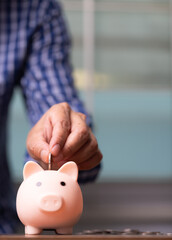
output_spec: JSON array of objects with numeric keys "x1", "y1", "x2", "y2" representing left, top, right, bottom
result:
[{"x1": 20, "y1": 0, "x2": 101, "y2": 183}]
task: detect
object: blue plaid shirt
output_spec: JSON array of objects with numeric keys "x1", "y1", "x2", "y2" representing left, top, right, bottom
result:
[{"x1": 0, "y1": 0, "x2": 100, "y2": 233}]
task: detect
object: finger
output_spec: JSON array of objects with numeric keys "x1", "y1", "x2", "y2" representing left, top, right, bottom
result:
[
  {"x1": 27, "y1": 129, "x2": 49, "y2": 163},
  {"x1": 48, "y1": 103, "x2": 71, "y2": 155},
  {"x1": 77, "y1": 150, "x2": 103, "y2": 170},
  {"x1": 65, "y1": 132, "x2": 98, "y2": 164},
  {"x1": 51, "y1": 160, "x2": 68, "y2": 170},
  {"x1": 43, "y1": 118, "x2": 53, "y2": 144},
  {"x1": 62, "y1": 111, "x2": 90, "y2": 159}
]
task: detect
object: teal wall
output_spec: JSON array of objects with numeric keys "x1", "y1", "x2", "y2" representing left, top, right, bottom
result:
[
  {"x1": 94, "y1": 90, "x2": 172, "y2": 180},
  {"x1": 9, "y1": 90, "x2": 30, "y2": 182}
]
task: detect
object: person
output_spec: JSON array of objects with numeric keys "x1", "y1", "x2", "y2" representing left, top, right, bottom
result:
[{"x1": 0, "y1": 0, "x2": 102, "y2": 233}]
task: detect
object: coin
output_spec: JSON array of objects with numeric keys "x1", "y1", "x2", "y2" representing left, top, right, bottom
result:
[
  {"x1": 76, "y1": 228, "x2": 167, "y2": 236},
  {"x1": 48, "y1": 152, "x2": 52, "y2": 170},
  {"x1": 123, "y1": 228, "x2": 140, "y2": 235}
]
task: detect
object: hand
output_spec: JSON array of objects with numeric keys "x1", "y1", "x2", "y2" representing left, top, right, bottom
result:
[{"x1": 26, "y1": 103, "x2": 103, "y2": 170}]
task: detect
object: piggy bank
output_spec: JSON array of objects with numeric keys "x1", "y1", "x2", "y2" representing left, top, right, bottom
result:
[{"x1": 16, "y1": 161, "x2": 83, "y2": 235}]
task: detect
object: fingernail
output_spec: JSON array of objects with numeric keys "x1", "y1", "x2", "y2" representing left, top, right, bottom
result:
[
  {"x1": 51, "y1": 144, "x2": 60, "y2": 155},
  {"x1": 41, "y1": 150, "x2": 48, "y2": 163}
]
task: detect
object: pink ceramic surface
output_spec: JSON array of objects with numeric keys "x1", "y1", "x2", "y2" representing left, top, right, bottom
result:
[{"x1": 16, "y1": 161, "x2": 83, "y2": 235}]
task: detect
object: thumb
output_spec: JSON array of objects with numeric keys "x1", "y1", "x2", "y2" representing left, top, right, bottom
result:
[{"x1": 26, "y1": 130, "x2": 50, "y2": 164}]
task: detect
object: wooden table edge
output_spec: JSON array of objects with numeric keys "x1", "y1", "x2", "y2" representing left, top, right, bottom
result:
[{"x1": 0, "y1": 235, "x2": 171, "y2": 240}]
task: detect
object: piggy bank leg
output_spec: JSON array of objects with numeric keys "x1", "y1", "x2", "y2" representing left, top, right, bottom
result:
[
  {"x1": 56, "y1": 227, "x2": 73, "y2": 235},
  {"x1": 25, "y1": 226, "x2": 42, "y2": 235}
]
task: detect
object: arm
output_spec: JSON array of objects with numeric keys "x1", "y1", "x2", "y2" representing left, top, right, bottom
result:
[{"x1": 20, "y1": 0, "x2": 102, "y2": 182}]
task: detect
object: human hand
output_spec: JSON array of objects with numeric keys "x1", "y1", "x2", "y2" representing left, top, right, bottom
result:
[{"x1": 26, "y1": 103, "x2": 102, "y2": 170}]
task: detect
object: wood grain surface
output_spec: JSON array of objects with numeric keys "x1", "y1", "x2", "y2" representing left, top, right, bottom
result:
[{"x1": 0, "y1": 235, "x2": 172, "y2": 240}]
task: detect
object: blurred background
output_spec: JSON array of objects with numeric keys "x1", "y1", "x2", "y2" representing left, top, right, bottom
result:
[{"x1": 9, "y1": 0, "x2": 172, "y2": 234}]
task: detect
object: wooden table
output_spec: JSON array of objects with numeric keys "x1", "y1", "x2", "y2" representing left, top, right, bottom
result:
[{"x1": 0, "y1": 235, "x2": 171, "y2": 240}]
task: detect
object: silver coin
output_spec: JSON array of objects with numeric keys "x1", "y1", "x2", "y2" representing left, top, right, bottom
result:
[
  {"x1": 92, "y1": 229, "x2": 104, "y2": 234},
  {"x1": 123, "y1": 228, "x2": 141, "y2": 235},
  {"x1": 77, "y1": 229, "x2": 166, "y2": 236},
  {"x1": 48, "y1": 152, "x2": 52, "y2": 170},
  {"x1": 82, "y1": 230, "x2": 93, "y2": 235},
  {"x1": 141, "y1": 231, "x2": 162, "y2": 236}
]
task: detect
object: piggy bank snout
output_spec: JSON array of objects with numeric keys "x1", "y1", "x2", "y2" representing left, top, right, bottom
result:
[{"x1": 39, "y1": 194, "x2": 63, "y2": 212}]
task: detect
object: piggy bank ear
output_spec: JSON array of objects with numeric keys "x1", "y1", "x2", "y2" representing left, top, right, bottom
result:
[
  {"x1": 23, "y1": 161, "x2": 43, "y2": 180},
  {"x1": 58, "y1": 161, "x2": 78, "y2": 181}
]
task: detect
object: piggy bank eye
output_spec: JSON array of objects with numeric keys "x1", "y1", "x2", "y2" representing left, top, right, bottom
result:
[
  {"x1": 36, "y1": 181, "x2": 42, "y2": 187},
  {"x1": 60, "y1": 181, "x2": 66, "y2": 186}
]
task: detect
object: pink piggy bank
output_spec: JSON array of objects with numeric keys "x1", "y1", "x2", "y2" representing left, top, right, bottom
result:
[{"x1": 16, "y1": 161, "x2": 83, "y2": 235}]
